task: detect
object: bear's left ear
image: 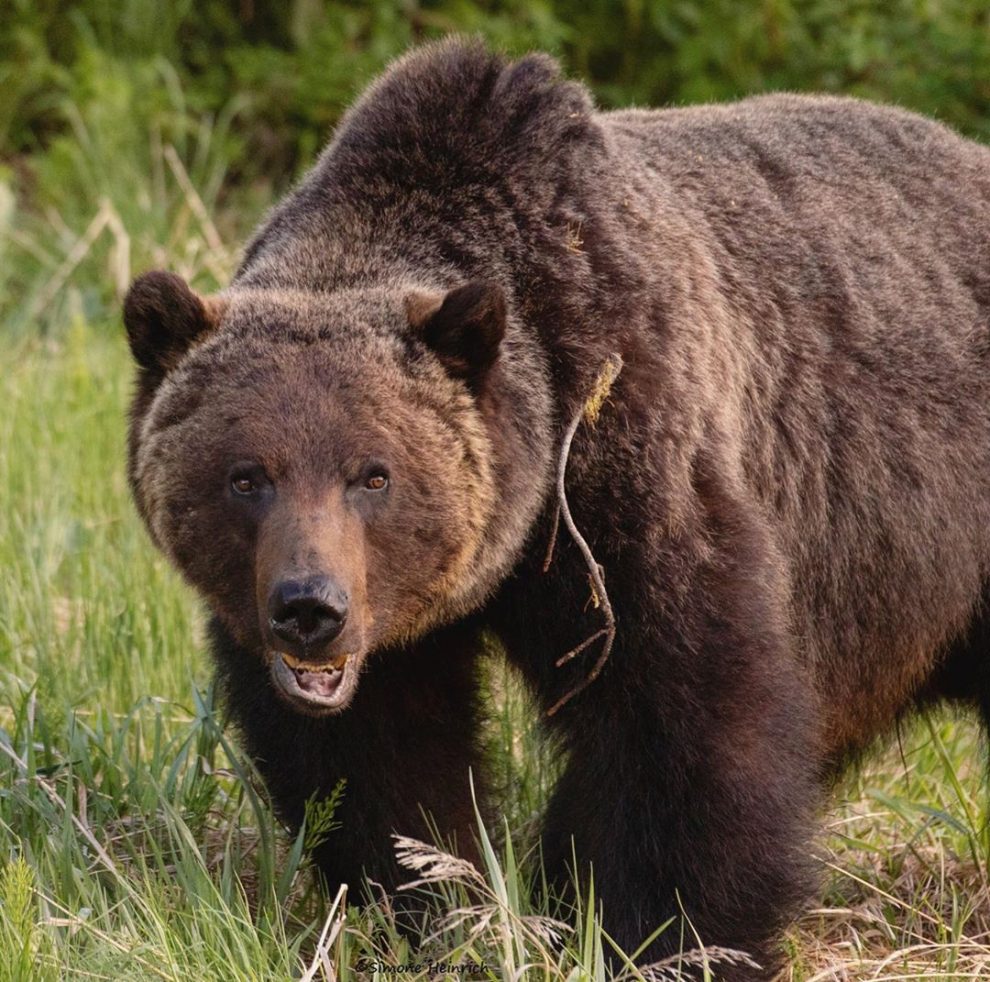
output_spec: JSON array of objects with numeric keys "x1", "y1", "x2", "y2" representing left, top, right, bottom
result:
[
  {"x1": 124, "y1": 270, "x2": 226, "y2": 375},
  {"x1": 406, "y1": 281, "x2": 505, "y2": 385}
]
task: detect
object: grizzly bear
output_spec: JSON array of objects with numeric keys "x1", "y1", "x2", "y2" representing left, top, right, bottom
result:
[{"x1": 123, "y1": 38, "x2": 990, "y2": 979}]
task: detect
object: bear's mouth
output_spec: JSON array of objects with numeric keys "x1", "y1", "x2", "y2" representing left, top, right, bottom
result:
[{"x1": 270, "y1": 651, "x2": 357, "y2": 715}]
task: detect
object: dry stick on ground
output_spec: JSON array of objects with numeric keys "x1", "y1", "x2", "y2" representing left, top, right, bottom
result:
[
  {"x1": 27, "y1": 201, "x2": 111, "y2": 320},
  {"x1": 27, "y1": 198, "x2": 132, "y2": 320},
  {"x1": 544, "y1": 353, "x2": 624, "y2": 717},
  {"x1": 163, "y1": 143, "x2": 233, "y2": 283}
]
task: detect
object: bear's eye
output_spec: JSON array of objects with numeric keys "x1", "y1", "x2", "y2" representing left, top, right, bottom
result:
[
  {"x1": 231, "y1": 475, "x2": 256, "y2": 495},
  {"x1": 228, "y1": 464, "x2": 270, "y2": 499},
  {"x1": 365, "y1": 472, "x2": 389, "y2": 491}
]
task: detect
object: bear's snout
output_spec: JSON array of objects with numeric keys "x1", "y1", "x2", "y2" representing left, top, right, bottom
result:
[
  {"x1": 262, "y1": 569, "x2": 364, "y2": 715},
  {"x1": 267, "y1": 575, "x2": 348, "y2": 655}
]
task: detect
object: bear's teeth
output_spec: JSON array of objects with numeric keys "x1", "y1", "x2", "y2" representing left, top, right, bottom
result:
[
  {"x1": 294, "y1": 664, "x2": 338, "y2": 677},
  {"x1": 278, "y1": 652, "x2": 345, "y2": 673}
]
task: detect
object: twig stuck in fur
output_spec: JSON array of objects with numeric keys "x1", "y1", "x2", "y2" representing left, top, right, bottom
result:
[{"x1": 545, "y1": 353, "x2": 623, "y2": 717}]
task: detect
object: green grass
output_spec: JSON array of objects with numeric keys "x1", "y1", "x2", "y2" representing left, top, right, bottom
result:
[
  {"x1": 2, "y1": 319, "x2": 990, "y2": 980},
  {"x1": 0, "y1": 324, "x2": 200, "y2": 710}
]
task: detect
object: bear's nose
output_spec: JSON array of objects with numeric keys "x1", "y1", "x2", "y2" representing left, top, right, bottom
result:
[{"x1": 268, "y1": 576, "x2": 347, "y2": 652}]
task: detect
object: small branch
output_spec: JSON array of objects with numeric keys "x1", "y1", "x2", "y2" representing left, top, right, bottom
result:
[
  {"x1": 545, "y1": 353, "x2": 623, "y2": 717},
  {"x1": 554, "y1": 628, "x2": 608, "y2": 668},
  {"x1": 541, "y1": 504, "x2": 560, "y2": 572}
]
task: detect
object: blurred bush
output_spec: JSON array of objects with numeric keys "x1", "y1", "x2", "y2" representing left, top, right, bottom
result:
[{"x1": 2, "y1": 0, "x2": 989, "y2": 334}]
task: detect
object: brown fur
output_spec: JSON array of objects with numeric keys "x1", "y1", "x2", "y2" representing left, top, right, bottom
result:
[{"x1": 124, "y1": 38, "x2": 990, "y2": 978}]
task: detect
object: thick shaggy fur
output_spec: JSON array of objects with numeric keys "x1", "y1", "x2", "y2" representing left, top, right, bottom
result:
[{"x1": 126, "y1": 39, "x2": 990, "y2": 978}]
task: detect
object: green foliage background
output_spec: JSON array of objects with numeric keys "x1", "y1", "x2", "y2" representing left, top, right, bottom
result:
[{"x1": 3, "y1": 0, "x2": 990, "y2": 338}]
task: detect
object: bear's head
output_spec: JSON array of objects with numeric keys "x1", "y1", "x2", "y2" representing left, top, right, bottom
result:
[{"x1": 124, "y1": 272, "x2": 553, "y2": 715}]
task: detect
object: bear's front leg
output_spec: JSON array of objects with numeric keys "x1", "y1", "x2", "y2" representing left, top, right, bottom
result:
[
  {"x1": 209, "y1": 618, "x2": 487, "y2": 896},
  {"x1": 536, "y1": 522, "x2": 819, "y2": 978}
]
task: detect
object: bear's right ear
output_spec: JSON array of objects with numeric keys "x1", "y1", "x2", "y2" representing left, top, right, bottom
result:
[{"x1": 123, "y1": 271, "x2": 225, "y2": 374}]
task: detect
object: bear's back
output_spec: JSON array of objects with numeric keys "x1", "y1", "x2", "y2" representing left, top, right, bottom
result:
[
  {"x1": 597, "y1": 96, "x2": 990, "y2": 759},
  {"x1": 603, "y1": 92, "x2": 990, "y2": 197},
  {"x1": 601, "y1": 93, "x2": 990, "y2": 315}
]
